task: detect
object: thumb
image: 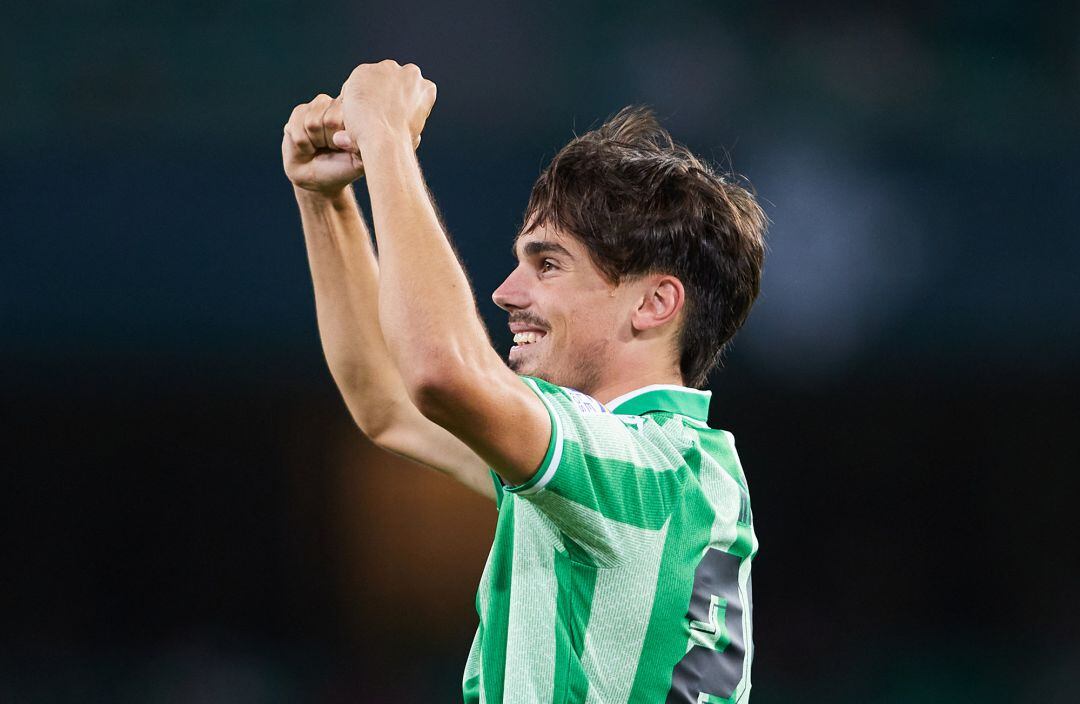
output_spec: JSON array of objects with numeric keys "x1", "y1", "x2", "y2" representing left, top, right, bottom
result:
[{"x1": 332, "y1": 130, "x2": 357, "y2": 152}]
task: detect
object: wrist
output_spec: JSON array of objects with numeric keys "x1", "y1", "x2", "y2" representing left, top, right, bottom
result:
[
  {"x1": 357, "y1": 126, "x2": 414, "y2": 162},
  {"x1": 293, "y1": 183, "x2": 356, "y2": 210}
]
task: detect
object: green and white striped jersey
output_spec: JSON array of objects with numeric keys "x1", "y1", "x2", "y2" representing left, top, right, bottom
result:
[{"x1": 463, "y1": 376, "x2": 758, "y2": 704}]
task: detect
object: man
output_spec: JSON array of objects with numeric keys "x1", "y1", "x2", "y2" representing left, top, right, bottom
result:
[{"x1": 282, "y1": 60, "x2": 766, "y2": 703}]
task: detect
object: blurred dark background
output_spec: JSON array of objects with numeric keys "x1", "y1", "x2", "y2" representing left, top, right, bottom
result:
[{"x1": 3, "y1": 1, "x2": 1079, "y2": 702}]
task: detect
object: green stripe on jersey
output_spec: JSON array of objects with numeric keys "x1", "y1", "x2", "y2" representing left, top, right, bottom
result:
[{"x1": 463, "y1": 376, "x2": 758, "y2": 703}]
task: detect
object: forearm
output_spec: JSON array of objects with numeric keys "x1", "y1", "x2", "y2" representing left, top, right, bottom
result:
[
  {"x1": 332, "y1": 61, "x2": 551, "y2": 488},
  {"x1": 295, "y1": 184, "x2": 414, "y2": 436},
  {"x1": 361, "y1": 133, "x2": 500, "y2": 395},
  {"x1": 360, "y1": 131, "x2": 552, "y2": 486}
]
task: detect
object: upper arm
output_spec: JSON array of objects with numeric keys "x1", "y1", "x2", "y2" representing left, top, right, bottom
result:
[
  {"x1": 370, "y1": 401, "x2": 499, "y2": 501},
  {"x1": 412, "y1": 363, "x2": 554, "y2": 489}
]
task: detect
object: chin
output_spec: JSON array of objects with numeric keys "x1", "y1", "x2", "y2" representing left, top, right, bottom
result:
[{"x1": 508, "y1": 355, "x2": 555, "y2": 384}]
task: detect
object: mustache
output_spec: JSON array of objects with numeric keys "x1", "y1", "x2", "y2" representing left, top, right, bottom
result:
[{"x1": 508, "y1": 312, "x2": 550, "y2": 330}]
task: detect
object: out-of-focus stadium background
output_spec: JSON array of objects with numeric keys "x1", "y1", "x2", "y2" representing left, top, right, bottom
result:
[{"x1": 4, "y1": 1, "x2": 1078, "y2": 701}]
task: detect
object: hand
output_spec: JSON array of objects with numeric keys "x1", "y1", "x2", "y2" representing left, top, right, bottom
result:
[
  {"x1": 282, "y1": 93, "x2": 366, "y2": 196},
  {"x1": 331, "y1": 60, "x2": 436, "y2": 154}
]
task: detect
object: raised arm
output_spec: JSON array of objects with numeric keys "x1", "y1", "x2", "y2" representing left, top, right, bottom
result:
[
  {"x1": 282, "y1": 93, "x2": 494, "y2": 500},
  {"x1": 333, "y1": 62, "x2": 553, "y2": 488}
]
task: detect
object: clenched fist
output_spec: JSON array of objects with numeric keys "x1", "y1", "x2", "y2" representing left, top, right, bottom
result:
[
  {"x1": 331, "y1": 60, "x2": 437, "y2": 154},
  {"x1": 282, "y1": 91, "x2": 421, "y2": 196},
  {"x1": 282, "y1": 93, "x2": 364, "y2": 196}
]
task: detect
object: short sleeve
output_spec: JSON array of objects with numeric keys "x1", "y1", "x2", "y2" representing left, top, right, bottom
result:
[
  {"x1": 503, "y1": 376, "x2": 694, "y2": 567},
  {"x1": 489, "y1": 469, "x2": 506, "y2": 510}
]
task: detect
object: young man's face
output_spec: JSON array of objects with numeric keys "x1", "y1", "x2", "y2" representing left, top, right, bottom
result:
[{"x1": 492, "y1": 223, "x2": 635, "y2": 393}]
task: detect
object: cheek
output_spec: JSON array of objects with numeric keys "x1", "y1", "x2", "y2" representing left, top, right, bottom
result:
[
  {"x1": 560, "y1": 303, "x2": 612, "y2": 346},
  {"x1": 546, "y1": 280, "x2": 617, "y2": 343}
]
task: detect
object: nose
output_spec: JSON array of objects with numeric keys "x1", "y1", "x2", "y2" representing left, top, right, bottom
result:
[{"x1": 492, "y1": 265, "x2": 530, "y2": 312}]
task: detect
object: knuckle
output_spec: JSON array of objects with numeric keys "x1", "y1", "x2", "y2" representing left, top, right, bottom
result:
[
  {"x1": 324, "y1": 107, "x2": 344, "y2": 129},
  {"x1": 286, "y1": 126, "x2": 310, "y2": 148},
  {"x1": 302, "y1": 108, "x2": 321, "y2": 130}
]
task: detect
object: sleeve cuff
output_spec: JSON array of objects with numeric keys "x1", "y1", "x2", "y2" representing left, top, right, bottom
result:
[
  {"x1": 490, "y1": 470, "x2": 506, "y2": 510},
  {"x1": 504, "y1": 377, "x2": 564, "y2": 495}
]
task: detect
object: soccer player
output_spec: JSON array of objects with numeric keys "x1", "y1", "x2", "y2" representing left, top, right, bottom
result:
[{"x1": 282, "y1": 60, "x2": 767, "y2": 703}]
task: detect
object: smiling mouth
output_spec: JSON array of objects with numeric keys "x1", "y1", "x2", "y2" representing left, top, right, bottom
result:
[
  {"x1": 513, "y1": 331, "x2": 546, "y2": 345},
  {"x1": 510, "y1": 330, "x2": 547, "y2": 353}
]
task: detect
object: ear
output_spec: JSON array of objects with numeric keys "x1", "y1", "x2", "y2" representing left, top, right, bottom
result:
[{"x1": 631, "y1": 275, "x2": 685, "y2": 332}]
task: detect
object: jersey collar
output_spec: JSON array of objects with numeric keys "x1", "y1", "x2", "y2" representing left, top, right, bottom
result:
[{"x1": 603, "y1": 384, "x2": 712, "y2": 422}]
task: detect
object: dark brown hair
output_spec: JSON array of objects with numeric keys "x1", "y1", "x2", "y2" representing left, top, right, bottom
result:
[{"x1": 522, "y1": 106, "x2": 768, "y2": 388}]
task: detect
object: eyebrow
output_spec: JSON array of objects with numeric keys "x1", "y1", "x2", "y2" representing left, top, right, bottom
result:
[{"x1": 513, "y1": 239, "x2": 574, "y2": 261}]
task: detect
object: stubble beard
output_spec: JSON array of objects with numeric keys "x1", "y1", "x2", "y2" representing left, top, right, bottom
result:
[{"x1": 510, "y1": 338, "x2": 610, "y2": 395}]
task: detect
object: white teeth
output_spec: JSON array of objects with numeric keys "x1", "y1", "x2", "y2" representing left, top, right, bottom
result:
[{"x1": 513, "y1": 331, "x2": 544, "y2": 345}]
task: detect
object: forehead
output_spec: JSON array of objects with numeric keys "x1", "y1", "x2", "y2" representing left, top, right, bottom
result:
[{"x1": 513, "y1": 224, "x2": 580, "y2": 258}]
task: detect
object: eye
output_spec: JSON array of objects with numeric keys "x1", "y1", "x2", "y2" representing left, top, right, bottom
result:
[{"x1": 540, "y1": 259, "x2": 558, "y2": 273}]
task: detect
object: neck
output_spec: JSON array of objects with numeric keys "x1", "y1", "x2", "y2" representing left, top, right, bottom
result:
[
  {"x1": 577, "y1": 341, "x2": 686, "y2": 404},
  {"x1": 588, "y1": 369, "x2": 685, "y2": 406}
]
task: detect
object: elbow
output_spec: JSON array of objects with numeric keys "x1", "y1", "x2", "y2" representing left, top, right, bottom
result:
[
  {"x1": 341, "y1": 396, "x2": 398, "y2": 446},
  {"x1": 402, "y1": 358, "x2": 474, "y2": 427},
  {"x1": 363, "y1": 422, "x2": 400, "y2": 453},
  {"x1": 353, "y1": 410, "x2": 396, "y2": 446},
  {"x1": 325, "y1": 365, "x2": 402, "y2": 443},
  {"x1": 408, "y1": 374, "x2": 462, "y2": 426},
  {"x1": 396, "y1": 336, "x2": 501, "y2": 427}
]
